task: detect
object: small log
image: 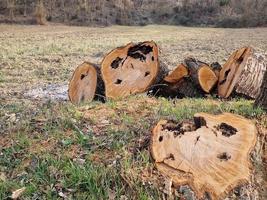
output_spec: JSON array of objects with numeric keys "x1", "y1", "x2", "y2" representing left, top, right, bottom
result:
[
  {"x1": 101, "y1": 41, "x2": 168, "y2": 99},
  {"x1": 184, "y1": 58, "x2": 218, "y2": 93},
  {"x1": 254, "y1": 70, "x2": 267, "y2": 110},
  {"x1": 218, "y1": 47, "x2": 267, "y2": 98},
  {"x1": 68, "y1": 62, "x2": 104, "y2": 104},
  {"x1": 151, "y1": 113, "x2": 257, "y2": 199},
  {"x1": 148, "y1": 64, "x2": 202, "y2": 98}
]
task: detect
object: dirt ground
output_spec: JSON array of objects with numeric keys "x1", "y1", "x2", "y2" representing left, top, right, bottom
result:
[{"x1": 0, "y1": 25, "x2": 266, "y2": 199}]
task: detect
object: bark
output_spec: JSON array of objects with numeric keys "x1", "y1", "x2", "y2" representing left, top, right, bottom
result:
[
  {"x1": 254, "y1": 70, "x2": 267, "y2": 111},
  {"x1": 148, "y1": 63, "x2": 203, "y2": 98},
  {"x1": 151, "y1": 113, "x2": 257, "y2": 200},
  {"x1": 68, "y1": 62, "x2": 104, "y2": 104},
  {"x1": 101, "y1": 41, "x2": 168, "y2": 99},
  {"x1": 184, "y1": 57, "x2": 218, "y2": 93},
  {"x1": 218, "y1": 47, "x2": 267, "y2": 99}
]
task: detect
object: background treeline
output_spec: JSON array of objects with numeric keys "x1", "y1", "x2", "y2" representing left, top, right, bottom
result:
[{"x1": 0, "y1": 0, "x2": 266, "y2": 27}]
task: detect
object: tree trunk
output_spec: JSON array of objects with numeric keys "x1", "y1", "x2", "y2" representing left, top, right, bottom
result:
[
  {"x1": 35, "y1": 0, "x2": 47, "y2": 25},
  {"x1": 68, "y1": 62, "x2": 105, "y2": 104},
  {"x1": 184, "y1": 58, "x2": 218, "y2": 93},
  {"x1": 151, "y1": 113, "x2": 257, "y2": 200},
  {"x1": 218, "y1": 47, "x2": 267, "y2": 99},
  {"x1": 101, "y1": 41, "x2": 168, "y2": 99},
  {"x1": 254, "y1": 70, "x2": 267, "y2": 110}
]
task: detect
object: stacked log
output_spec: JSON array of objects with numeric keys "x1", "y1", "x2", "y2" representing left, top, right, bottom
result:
[{"x1": 68, "y1": 43, "x2": 266, "y2": 110}]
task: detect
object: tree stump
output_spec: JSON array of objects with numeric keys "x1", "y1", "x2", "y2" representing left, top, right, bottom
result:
[
  {"x1": 218, "y1": 47, "x2": 267, "y2": 98},
  {"x1": 101, "y1": 41, "x2": 167, "y2": 99},
  {"x1": 151, "y1": 113, "x2": 257, "y2": 199},
  {"x1": 254, "y1": 70, "x2": 267, "y2": 111},
  {"x1": 185, "y1": 58, "x2": 218, "y2": 93},
  {"x1": 68, "y1": 62, "x2": 104, "y2": 104}
]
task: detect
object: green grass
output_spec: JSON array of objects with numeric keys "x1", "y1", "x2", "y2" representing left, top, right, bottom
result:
[{"x1": 0, "y1": 96, "x2": 266, "y2": 199}]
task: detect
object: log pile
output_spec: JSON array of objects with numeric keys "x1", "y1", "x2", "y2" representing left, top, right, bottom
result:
[{"x1": 68, "y1": 42, "x2": 266, "y2": 111}]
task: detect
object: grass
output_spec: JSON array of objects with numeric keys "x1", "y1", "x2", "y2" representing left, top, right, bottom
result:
[{"x1": 0, "y1": 25, "x2": 266, "y2": 199}]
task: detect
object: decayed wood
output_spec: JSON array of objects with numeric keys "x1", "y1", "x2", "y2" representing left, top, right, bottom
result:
[
  {"x1": 185, "y1": 58, "x2": 218, "y2": 93},
  {"x1": 101, "y1": 41, "x2": 168, "y2": 99},
  {"x1": 255, "y1": 70, "x2": 267, "y2": 110},
  {"x1": 68, "y1": 62, "x2": 104, "y2": 104},
  {"x1": 148, "y1": 63, "x2": 202, "y2": 98},
  {"x1": 218, "y1": 47, "x2": 267, "y2": 98},
  {"x1": 151, "y1": 113, "x2": 257, "y2": 199}
]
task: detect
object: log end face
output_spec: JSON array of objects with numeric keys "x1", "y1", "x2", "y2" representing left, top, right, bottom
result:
[
  {"x1": 101, "y1": 41, "x2": 160, "y2": 99},
  {"x1": 68, "y1": 62, "x2": 98, "y2": 104},
  {"x1": 151, "y1": 113, "x2": 257, "y2": 199}
]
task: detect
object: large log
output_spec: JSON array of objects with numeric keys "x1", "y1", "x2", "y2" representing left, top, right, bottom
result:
[
  {"x1": 68, "y1": 62, "x2": 104, "y2": 104},
  {"x1": 101, "y1": 41, "x2": 168, "y2": 99},
  {"x1": 254, "y1": 70, "x2": 267, "y2": 111},
  {"x1": 218, "y1": 47, "x2": 267, "y2": 98},
  {"x1": 151, "y1": 113, "x2": 257, "y2": 199},
  {"x1": 184, "y1": 58, "x2": 218, "y2": 93}
]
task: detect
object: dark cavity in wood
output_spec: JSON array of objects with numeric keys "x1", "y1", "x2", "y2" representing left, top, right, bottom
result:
[
  {"x1": 152, "y1": 56, "x2": 154, "y2": 61},
  {"x1": 167, "y1": 153, "x2": 175, "y2": 161},
  {"x1": 127, "y1": 43, "x2": 153, "y2": 62},
  {"x1": 217, "y1": 152, "x2": 231, "y2": 161},
  {"x1": 159, "y1": 136, "x2": 163, "y2": 142},
  {"x1": 111, "y1": 57, "x2": 123, "y2": 69},
  {"x1": 219, "y1": 69, "x2": 231, "y2": 85},
  {"x1": 81, "y1": 73, "x2": 87, "y2": 80},
  {"x1": 194, "y1": 116, "x2": 207, "y2": 129},
  {"x1": 218, "y1": 123, "x2": 237, "y2": 137},
  {"x1": 115, "y1": 79, "x2": 122, "y2": 84},
  {"x1": 163, "y1": 120, "x2": 196, "y2": 138},
  {"x1": 145, "y1": 71, "x2": 150, "y2": 77}
]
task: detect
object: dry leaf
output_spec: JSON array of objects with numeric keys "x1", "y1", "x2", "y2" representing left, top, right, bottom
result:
[{"x1": 11, "y1": 187, "x2": 26, "y2": 199}]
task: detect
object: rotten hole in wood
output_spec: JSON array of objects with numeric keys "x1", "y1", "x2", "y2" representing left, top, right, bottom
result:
[
  {"x1": 115, "y1": 79, "x2": 122, "y2": 84},
  {"x1": 167, "y1": 153, "x2": 175, "y2": 161},
  {"x1": 111, "y1": 57, "x2": 123, "y2": 69},
  {"x1": 217, "y1": 152, "x2": 231, "y2": 161},
  {"x1": 219, "y1": 69, "x2": 231, "y2": 85},
  {"x1": 159, "y1": 136, "x2": 163, "y2": 142},
  {"x1": 152, "y1": 56, "x2": 154, "y2": 61},
  {"x1": 218, "y1": 123, "x2": 237, "y2": 137},
  {"x1": 145, "y1": 71, "x2": 150, "y2": 77},
  {"x1": 237, "y1": 56, "x2": 244, "y2": 64},
  {"x1": 81, "y1": 73, "x2": 87, "y2": 80},
  {"x1": 194, "y1": 116, "x2": 207, "y2": 129},
  {"x1": 163, "y1": 120, "x2": 196, "y2": 138},
  {"x1": 127, "y1": 44, "x2": 153, "y2": 62}
]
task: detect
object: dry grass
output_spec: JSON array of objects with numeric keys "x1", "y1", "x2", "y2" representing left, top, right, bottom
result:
[{"x1": 0, "y1": 25, "x2": 266, "y2": 199}]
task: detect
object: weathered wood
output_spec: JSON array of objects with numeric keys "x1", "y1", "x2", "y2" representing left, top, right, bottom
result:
[
  {"x1": 254, "y1": 70, "x2": 267, "y2": 110},
  {"x1": 101, "y1": 41, "x2": 168, "y2": 99},
  {"x1": 151, "y1": 113, "x2": 257, "y2": 199},
  {"x1": 184, "y1": 58, "x2": 218, "y2": 93},
  {"x1": 68, "y1": 62, "x2": 104, "y2": 104},
  {"x1": 218, "y1": 47, "x2": 267, "y2": 98},
  {"x1": 148, "y1": 63, "x2": 202, "y2": 98}
]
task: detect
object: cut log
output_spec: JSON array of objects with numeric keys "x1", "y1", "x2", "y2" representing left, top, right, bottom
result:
[
  {"x1": 151, "y1": 113, "x2": 257, "y2": 199},
  {"x1": 163, "y1": 64, "x2": 189, "y2": 83},
  {"x1": 148, "y1": 63, "x2": 202, "y2": 98},
  {"x1": 184, "y1": 58, "x2": 218, "y2": 93},
  {"x1": 68, "y1": 62, "x2": 104, "y2": 104},
  {"x1": 101, "y1": 41, "x2": 168, "y2": 99},
  {"x1": 254, "y1": 70, "x2": 267, "y2": 111},
  {"x1": 218, "y1": 47, "x2": 267, "y2": 98}
]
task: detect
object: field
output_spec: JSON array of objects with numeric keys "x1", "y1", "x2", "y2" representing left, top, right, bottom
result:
[{"x1": 0, "y1": 25, "x2": 266, "y2": 199}]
